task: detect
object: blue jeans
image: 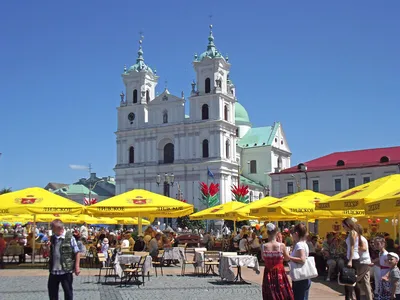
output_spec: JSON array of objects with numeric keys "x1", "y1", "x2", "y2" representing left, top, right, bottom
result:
[{"x1": 292, "y1": 279, "x2": 311, "y2": 300}]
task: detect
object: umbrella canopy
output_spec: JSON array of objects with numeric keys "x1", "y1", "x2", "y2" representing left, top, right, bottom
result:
[
  {"x1": 316, "y1": 174, "x2": 400, "y2": 211},
  {"x1": 189, "y1": 201, "x2": 246, "y2": 220},
  {"x1": 251, "y1": 190, "x2": 364, "y2": 219},
  {"x1": 114, "y1": 217, "x2": 150, "y2": 225},
  {"x1": 365, "y1": 187, "x2": 400, "y2": 215},
  {"x1": 0, "y1": 187, "x2": 85, "y2": 215},
  {"x1": 86, "y1": 189, "x2": 193, "y2": 218},
  {"x1": 225, "y1": 196, "x2": 280, "y2": 220}
]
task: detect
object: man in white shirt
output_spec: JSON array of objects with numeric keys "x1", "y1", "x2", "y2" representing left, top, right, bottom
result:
[{"x1": 79, "y1": 223, "x2": 88, "y2": 243}]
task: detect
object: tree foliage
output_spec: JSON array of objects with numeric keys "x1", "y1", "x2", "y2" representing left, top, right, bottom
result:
[
  {"x1": 177, "y1": 208, "x2": 205, "y2": 230},
  {"x1": 0, "y1": 188, "x2": 12, "y2": 195}
]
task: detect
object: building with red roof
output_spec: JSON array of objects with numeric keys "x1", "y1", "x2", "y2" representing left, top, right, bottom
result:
[{"x1": 271, "y1": 146, "x2": 400, "y2": 197}]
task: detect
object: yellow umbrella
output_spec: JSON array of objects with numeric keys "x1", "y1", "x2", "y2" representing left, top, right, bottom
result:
[
  {"x1": 251, "y1": 190, "x2": 364, "y2": 219},
  {"x1": 225, "y1": 196, "x2": 279, "y2": 220},
  {"x1": 87, "y1": 189, "x2": 193, "y2": 218},
  {"x1": 365, "y1": 187, "x2": 400, "y2": 215},
  {"x1": 76, "y1": 215, "x2": 118, "y2": 225},
  {"x1": 114, "y1": 217, "x2": 150, "y2": 225},
  {"x1": 189, "y1": 201, "x2": 246, "y2": 220},
  {"x1": 0, "y1": 187, "x2": 85, "y2": 215},
  {"x1": 87, "y1": 189, "x2": 193, "y2": 234},
  {"x1": 316, "y1": 174, "x2": 400, "y2": 211}
]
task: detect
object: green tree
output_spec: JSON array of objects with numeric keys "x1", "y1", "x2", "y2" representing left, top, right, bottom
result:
[
  {"x1": 0, "y1": 188, "x2": 11, "y2": 195},
  {"x1": 177, "y1": 209, "x2": 205, "y2": 230}
]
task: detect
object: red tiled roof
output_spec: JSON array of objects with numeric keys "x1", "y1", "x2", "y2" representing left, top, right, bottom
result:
[{"x1": 273, "y1": 146, "x2": 400, "y2": 175}]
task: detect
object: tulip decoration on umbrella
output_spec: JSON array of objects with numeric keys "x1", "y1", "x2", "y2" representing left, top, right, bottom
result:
[
  {"x1": 231, "y1": 184, "x2": 250, "y2": 203},
  {"x1": 199, "y1": 182, "x2": 220, "y2": 208}
]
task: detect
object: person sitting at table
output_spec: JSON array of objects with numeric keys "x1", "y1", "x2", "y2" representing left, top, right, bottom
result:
[
  {"x1": 120, "y1": 233, "x2": 130, "y2": 248},
  {"x1": 161, "y1": 235, "x2": 171, "y2": 249},
  {"x1": 239, "y1": 234, "x2": 249, "y2": 254},
  {"x1": 149, "y1": 233, "x2": 161, "y2": 258},
  {"x1": 21, "y1": 232, "x2": 34, "y2": 263},
  {"x1": 128, "y1": 233, "x2": 135, "y2": 250},
  {"x1": 133, "y1": 234, "x2": 146, "y2": 251}
]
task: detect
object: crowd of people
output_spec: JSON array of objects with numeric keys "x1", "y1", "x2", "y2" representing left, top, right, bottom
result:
[{"x1": 2, "y1": 218, "x2": 400, "y2": 300}]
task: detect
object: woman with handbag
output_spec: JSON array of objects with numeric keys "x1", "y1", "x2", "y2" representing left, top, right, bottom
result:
[
  {"x1": 342, "y1": 218, "x2": 373, "y2": 300},
  {"x1": 289, "y1": 223, "x2": 312, "y2": 300}
]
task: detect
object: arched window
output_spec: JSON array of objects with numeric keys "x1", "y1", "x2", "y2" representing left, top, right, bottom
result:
[
  {"x1": 202, "y1": 139, "x2": 209, "y2": 158},
  {"x1": 225, "y1": 140, "x2": 230, "y2": 159},
  {"x1": 202, "y1": 104, "x2": 209, "y2": 120},
  {"x1": 250, "y1": 160, "x2": 257, "y2": 173},
  {"x1": 133, "y1": 89, "x2": 138, "y2": 103},
  {"x1": 129, "y1": 146, "x2": 134, "y2": 164},
  {"x1": 336, "y1": 160, "x2": 345, "y2": 167},
  {"x1": 205, "y1": 78, "x2": 211, "y2": 93},
  {"x1": 146, "y1": 90, "x2": 150, "y2": 103},
  {"x1": 250, "y1": 191, "x2": 253, "y2": 202},
  {"x1": 163, "y1": 111, "x2": 168, "y2": 124},
  {"x1": 259, "y1": 192, "x2": 263, "y2": 200},
  {"x1": 224, "y1": 105, "x2": 228, "y2": 121},
  {"x1": 277, "y1": 156, "x2": 282, "y2": 169},
  {"x1": 163, "y1": 143, "x2": 174, "y2": 164},
  {"x1": 380, "y1": 156, "x2": 389, "y2": 163}
]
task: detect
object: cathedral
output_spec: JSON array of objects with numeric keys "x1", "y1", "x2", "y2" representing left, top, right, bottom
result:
[{"x1": 115, "y1": 25, "x2": 291, "y2": 210}]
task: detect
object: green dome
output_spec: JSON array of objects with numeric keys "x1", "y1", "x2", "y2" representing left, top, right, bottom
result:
[{"x1": 235, "y1": 102, "x2": 251, "y2": 125}]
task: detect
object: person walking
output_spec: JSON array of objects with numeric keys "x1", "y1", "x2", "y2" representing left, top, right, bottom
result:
[
  {"x1": 48, "y1": 219, "x2": 81, "y2": 300},
  {"x1": 289, "y1": 223, "x2": 311, "y2": 300},
  {"x1": 261, "y1": 223, "x2": 294, "y2": 300},
  {"x1": 342, "y1": 217, "x2": 373, "y2": 300}
]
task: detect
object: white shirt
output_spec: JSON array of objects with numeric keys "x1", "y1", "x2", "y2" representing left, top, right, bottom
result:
[
  {"x1": 292, "y1": 241, "x2": 309, "y2": 257},
  {"x1": 80, "y1": 225, "x2": 88, "y2": 238},
  {"x1": 121, "y1": 239, "x2": 130, "y2": 248},
  {"x1": 239, "y1": 239, "x2": 248, "y2": 252}
]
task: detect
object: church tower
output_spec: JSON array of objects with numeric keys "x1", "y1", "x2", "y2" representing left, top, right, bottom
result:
[
  {"x1": 189, "y1": 25, "x2": 236, "y2": 124},
  {"x1": 119, "y1": 37, "x2": 159, "y2": 127}
]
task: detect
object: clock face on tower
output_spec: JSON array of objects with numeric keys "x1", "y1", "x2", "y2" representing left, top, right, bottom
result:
[{"x1": 128, "y1": 112, "x2": 135, "y2": 121}]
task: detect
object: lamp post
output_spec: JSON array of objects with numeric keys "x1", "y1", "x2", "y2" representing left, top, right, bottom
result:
[
  {"x1": 299, "y1": 164, "x2": 309, "y2": 190},
  {"x1": 291, "y1": 174, "x2": 301, "y2": 192},
  {"x1": 265, "y1": 185, "x2": 270, "y2": 196},
  {"x1": 156, "y1": 173, "x2": 175, "y2": 227}
]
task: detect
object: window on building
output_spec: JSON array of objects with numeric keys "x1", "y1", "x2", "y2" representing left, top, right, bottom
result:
[
  {"x1": 236, "y1": 128, "x2": 239, "y2": 137},
  {"x1": 287, "y1": 182, "x2": 294, "y2": 194},
  {"x1": 363, "y1": 177, "x2": 371, "y2": 184},
  {"x1": 277, "y1": 157, "x2": 282, "y2": 169},
  {"x1": 202, "y1": 104, "x2": 209, "y2": 120},
  {"x1": 129, "y1": 146, "x2": 134, "y2": 164},
  {"x1": 146, "y1": 90, "x2": 150, "y2": 103},
  {"x1": 250, "y1": 191, "x2": 253, "y2": 202},
  {"x1": 335, "y1": 178, "x2": 342, "y2": 191},
  {"x1": 250, "y1": 160, "x2": 257, "y2": 174},
  {"x1": 225, "y1": 140, "x2": 230, "y2": 158},
  {"x1": 133, "y1": 89, "x2": 138, "y2": 103},
  {"x1": 259, "y1": 192, "x2": 263, "y2": 199},
  {"x1": 348, "y1": 178, "x2": 356, "y2": 189},
  {"x1": 224, "y1": 105, "x2": 228, "y2": 121},
  {"x1": 163, "y1": 111, "x2": 168, "y2": 124},
  {"x1": 312, "y1": 180, "x2": 319, "y2": 192},
  {"x1": 202, "y1": 139, "x2": 209, "y2": 158},
  {"x1": 205, "y1": 78, "x2": 211, "y2": 93},
  {"x1": 163, "y1": 143, "x2": 174, "y2": 164}
]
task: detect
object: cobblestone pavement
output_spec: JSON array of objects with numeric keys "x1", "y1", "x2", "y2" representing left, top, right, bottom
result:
[
  {"x1": 0, "y1": 273, "x2": 261, "y2": 300},
  {"x1": 0, "y1": 267, "x2": 343, "y2": 300}
]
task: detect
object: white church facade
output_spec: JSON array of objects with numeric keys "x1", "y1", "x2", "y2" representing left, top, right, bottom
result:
[{"x1": 115, "y1": 25, "x2": 291, "y2": 210}]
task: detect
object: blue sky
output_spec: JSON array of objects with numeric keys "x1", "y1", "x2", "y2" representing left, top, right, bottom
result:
[{"x1": 1, "y1": 0, "x2": 399, "y2": 190}]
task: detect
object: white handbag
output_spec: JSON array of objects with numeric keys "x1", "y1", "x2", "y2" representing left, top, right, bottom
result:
[{"x1": 289, "y1": 256, "x2": 318, "y2": 281}]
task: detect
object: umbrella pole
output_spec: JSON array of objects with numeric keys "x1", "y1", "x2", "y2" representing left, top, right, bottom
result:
[
  {"x1": 32, "y1": 214, "x2": 36, "y2": 264},
  {"x1": 234, "y1": 220, "x2": 236, "y2": 234},
  {"x1": 394, "y1": 215, "x2": 397, "y2": 240},
  {"x1": 138, "y1": 214, "x2": 142, "y2": 235}
]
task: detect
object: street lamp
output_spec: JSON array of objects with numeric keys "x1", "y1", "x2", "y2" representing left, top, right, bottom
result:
[
  {"x1": 290, "y1": 174, "x2": 301, "y2": 192},
  {"x1": 88, "y1": 178, "x2": 105, "y2": 205},
  {"x1": 156, "y1": 173, "x2": 174, "y2": 227},
  {"x1": 265, "y1": 185, "x2": 270, "y2": 196},
  {"x1": 297, "y1": 163, "x2": 309, "y2": 190}
]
